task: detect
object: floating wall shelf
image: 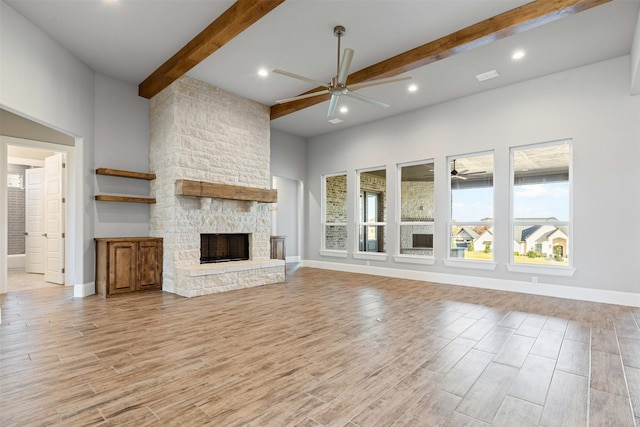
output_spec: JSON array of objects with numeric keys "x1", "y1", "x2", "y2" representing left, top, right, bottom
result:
[
  {"x1": 96, "y1": 168, "x2": 156, "y2": 180},
  {"x1": 95, "y1": 168, "x2": 156, "y2": 204}
]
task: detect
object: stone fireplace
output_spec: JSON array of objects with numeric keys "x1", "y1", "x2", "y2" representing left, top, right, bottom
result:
[{"x1": 149, "y1": 76, "x2": 285, "y2": 297}]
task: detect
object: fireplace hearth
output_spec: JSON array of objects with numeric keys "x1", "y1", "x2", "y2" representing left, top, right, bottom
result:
[{"x1": 201, "y1": 233, "x2": 249, "y2": 264}]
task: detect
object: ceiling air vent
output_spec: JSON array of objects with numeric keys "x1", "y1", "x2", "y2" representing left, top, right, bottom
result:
[{"x1": 476, "y1": 69, "x2": 499, "y2": 82}]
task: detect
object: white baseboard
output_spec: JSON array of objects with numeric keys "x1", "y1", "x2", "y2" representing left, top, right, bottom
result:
[
  {"x1": 286, "y1": 256, "x2": 301, "y2": 263},
  {"x1": 74, "y1": 282, "x2": 95, "y2": 298},
  {"x1": 301, "y1": 260, "x2": 640, "y2": 308}
]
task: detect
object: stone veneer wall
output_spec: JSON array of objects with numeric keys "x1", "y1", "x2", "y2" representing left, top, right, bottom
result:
[
  {"x1": 149, "y1": 76, "x2": 284, "y2": 297},
  {"x1": 400, "y1": 181, "x2": 435, "y2": 255},
  {"x1": 325, "y1": 174, "x2": 347, "y2": 250}
]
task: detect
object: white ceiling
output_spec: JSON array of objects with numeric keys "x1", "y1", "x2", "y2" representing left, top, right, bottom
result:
[{"x1": 5, "y1": 0, "x2": 639, "y2": 138}]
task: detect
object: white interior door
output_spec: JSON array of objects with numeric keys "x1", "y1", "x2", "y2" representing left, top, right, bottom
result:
[
  {"x1": 44, "y1": 153, "x2": 65, "y2": 284},
  {"x1": 25, "y1": 168, "x2": 45, "y2": 274}
]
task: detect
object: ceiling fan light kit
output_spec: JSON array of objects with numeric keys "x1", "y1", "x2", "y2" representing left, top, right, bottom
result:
[{"x1": 273, "y1": 25, "x2": 411, "y2": 118}]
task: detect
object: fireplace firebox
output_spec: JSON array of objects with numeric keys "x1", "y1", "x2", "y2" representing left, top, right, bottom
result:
[
  {"x1": 200, "y1": 233, "x2": 249, "y2": 264},
  {"x1": 412, "y1": 233, "x2": 433, "y2": 249}
]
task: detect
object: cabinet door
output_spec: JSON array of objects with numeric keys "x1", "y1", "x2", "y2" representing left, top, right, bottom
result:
[
  {"x1": 138, "y1": 240, "x2": 162, "y2": 290},
  {"x1": 108, "y1": 242, "x2": 137, "y2": 294},
  {"x1": 270, "y1": 236, "x2": 286, "y2": 261}
]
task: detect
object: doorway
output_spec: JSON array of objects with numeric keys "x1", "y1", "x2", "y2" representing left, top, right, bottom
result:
[
  {"x1": 359, "y1": 190, "x2": 383, "y2": 252},
  {"x1": 6, "y1": 144, "x2": 67, "y2": 291},
  {"x1": 271, "y1": 176, "x2": 302, "y2": 263}
]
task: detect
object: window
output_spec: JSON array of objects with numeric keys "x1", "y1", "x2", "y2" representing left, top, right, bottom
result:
[
  {"x1": 356, "y1": 168, "x2": 386, "y2": 254},
  {"x1": 322, "y1": 173, "x2": 348, "y2": 252},
  {"x1": 511, "y1": 140, "x2": 571, "y2": 267},
  {"x1": 398, "y1": 160, "x2": 434, "y2": 258},
  {"x1": 7, "y1": 172, "x2": 22, "y2": 188},
  {"x1": 449, "y1": 152, "x2": 494, "y2": 262}
]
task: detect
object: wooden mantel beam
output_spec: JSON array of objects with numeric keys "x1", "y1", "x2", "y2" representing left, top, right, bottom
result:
[
  {"x1": 139, "y1": 0, "x2": 285, "y2": 99},
  {"x1": 270, "y1": 0, "x2": 611, "y2": 120},
  {"x1": 175, "y1": 179, "x2": 277, "y2": 203}
]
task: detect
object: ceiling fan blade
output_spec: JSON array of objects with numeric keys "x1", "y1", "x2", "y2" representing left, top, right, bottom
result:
[
  {"x1": 276, "y1": 89, "x2": 328, "y2": 104},
  {"x1": 453, "y1": 175, "x2": 468, "y2": 180},
  {"x1": 349, "y1": 75, "x2": 412, "y2": 91},
  {"x1": 337, "y1": 48, "x2": 354, "y2": 86},
  {"x1": 345, "y1": 91, "x2": 390, "y2": 109},
  {"x1": 327, "y1": 94, "x2": 340, "y2": 117},
  {"x1": 272, "y1": 69, "x2": 329, "y2": 88}
]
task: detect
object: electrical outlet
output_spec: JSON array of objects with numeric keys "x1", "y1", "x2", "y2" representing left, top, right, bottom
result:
[{"x1": 532, "y1": 276, "x2": 538, "y2": 284}]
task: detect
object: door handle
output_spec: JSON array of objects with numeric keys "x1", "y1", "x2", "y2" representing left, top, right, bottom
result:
[{"x1": 42, "y1": 233, "x2": 47, "y2": 237}]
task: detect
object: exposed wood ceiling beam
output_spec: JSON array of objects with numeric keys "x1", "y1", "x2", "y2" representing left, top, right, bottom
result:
[
  {"x1": 270, "y1": 0, "x2": 611, "y2": 120},
  {"x1": 139, "y1": 0, "x2": 285, "y2": 99}
]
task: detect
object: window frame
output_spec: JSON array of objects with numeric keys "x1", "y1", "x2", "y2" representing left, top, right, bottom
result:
[
  {"x1": 507, "y1": 139, "x2": 575, "y2": 276},
  {"x1": 444, "y1": 151, "x2": 496, "y2": 270},
  {"x1": 7, "y1": 172, "x2": 23, "y2": 188},
  {"x1": 394, "y1": 159, "x2": 436, "y2": 265},
  {"x1": 320, "y1": 172, "x2": 348, "y2": 257},
  {"x1": 353, "y1": 166, "x2": 388, "y2": 261}
]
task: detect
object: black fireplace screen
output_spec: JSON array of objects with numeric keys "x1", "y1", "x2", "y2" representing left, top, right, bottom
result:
[
  {"x1": 412, "y1": 233, "x2": 433, "y2": 248},
  {"x1": 200, "y1": 233, "x2": 249, "y2": 263}
]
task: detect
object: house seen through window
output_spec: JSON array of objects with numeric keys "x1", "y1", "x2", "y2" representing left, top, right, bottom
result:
[
  {"x1": 449, "y1": 152, "x2": 494, "y2": 261},
  {"x1": 512, "y1": 140, "x2": 571, "y2": 266}
]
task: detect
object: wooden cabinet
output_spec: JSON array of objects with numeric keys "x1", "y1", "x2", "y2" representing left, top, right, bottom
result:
[
  {"x1": 270, "y1": 235, "x2": 286, "y2": 261},
  {"x1": 95, "y1": 237, "x2": 162, "y2": 297}
]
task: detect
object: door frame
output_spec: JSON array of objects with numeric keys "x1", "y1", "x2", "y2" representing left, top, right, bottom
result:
[
  {"x1": 1, "y1": 137, "x2": 75, "y2": 293},
  {"x1": 271, "y1": 175, "x2": 303, "y2": 263}
]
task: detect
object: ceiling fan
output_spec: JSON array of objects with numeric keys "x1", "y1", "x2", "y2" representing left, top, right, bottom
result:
[
  {"x1": 273, "y1": 25, "x2": 411, "y2": 118},
  {"x1": 451, "y1": 159, "x2": 486, "y2": 180}
]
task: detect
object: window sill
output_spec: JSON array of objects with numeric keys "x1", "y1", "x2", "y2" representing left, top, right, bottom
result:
[
  {"x1": 443, "y1": 259, "x2": 497, "y2": 270},
  {"x1": 319, "y1": 250, "x2": 348, "y2": 258},
  {"x1": 393, "y1": 255, "x2": 436, "y2": 265},
  {"x1": 353, "y1": 252, "x2": 388, "y2": 262},
  {"x1": 506, "y1": 264, "x2": 575, "y2": 277}
]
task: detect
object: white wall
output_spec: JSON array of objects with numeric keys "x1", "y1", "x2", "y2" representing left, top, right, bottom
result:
[
  {"x1": 94, "y1": 73, "x2": 151, "y2": 238},
  {"x1": 631, "y1": 10, "x2": 640, "y2": 95},
  {"x1": 1, "y1": 0, "x2": 94, "y2": 291},
  {"x1": 1, "y1": 1, "x2": 152, "y2": 294},
  {"x1": 270, "y1": 128, "x2": 307, "y2": 181},
  {"x1": 271, "y1": 128, "x2": 307, "y2": 260},
  {"x1": 304, "y1": 55, "x2": 640, "y2": 302}
]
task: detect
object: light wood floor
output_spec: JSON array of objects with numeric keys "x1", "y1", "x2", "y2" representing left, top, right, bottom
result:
[
  {"x1": 7, "y1": 268, "x2": 61, "y2": 292},
  {"x1": 1, "y1": 266, "x2": 639, "y2": 426}
]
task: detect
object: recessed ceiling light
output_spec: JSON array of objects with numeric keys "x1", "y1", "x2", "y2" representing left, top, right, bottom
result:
[
  {"x1": 258, "y1": 69, "x2": 268, "y2": 77},
  {"x1": 328, "y1": 118, "x2": 344, "y2": 124},
  {"x1": 476, "y1": 70, "x2": 499, "y2": 82},
  {"x1": 512, "y1": 50, "x2": 525, "y2": 60},
  {"x1": 339, "y1": 106, "x2": 348, "y2": 114},
  {"x1": 408, "y1": 84, "x2": 418, "y2": 92}
]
